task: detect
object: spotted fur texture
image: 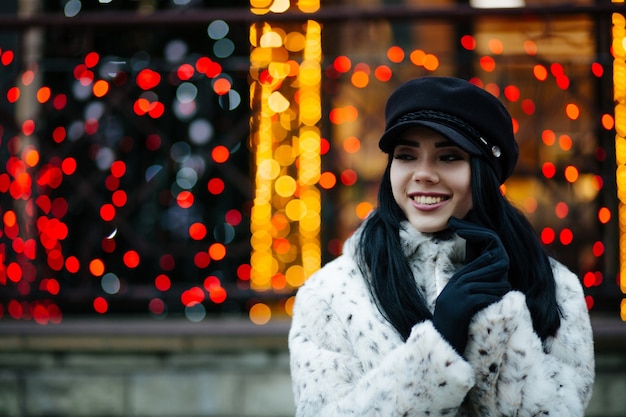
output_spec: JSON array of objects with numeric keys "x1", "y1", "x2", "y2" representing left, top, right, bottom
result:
[{"x1": 288, "y1": 222, "x2": 594, "y2": 416}]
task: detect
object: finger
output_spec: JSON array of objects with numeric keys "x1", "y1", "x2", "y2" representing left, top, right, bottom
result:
[
  {"x1": 448, "y1": 217, "x2": 500, "y2": 242},
  {"x1": 465, "y1": 293, "x2": 505, "y2": 314},
  {"x1": 455, "y1": 253, "x2": 509, "y2": 276},
  {"x1": 462, "y1": 281, "x2": 511, "y2": 296}
]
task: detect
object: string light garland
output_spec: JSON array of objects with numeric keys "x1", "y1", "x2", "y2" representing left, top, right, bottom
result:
[
  {"x1": 613, "y1": 8, "x2": 626, "y2": 319},
  {"x1": 249, "y1": 0, "x2": 322, "y2": 323}
]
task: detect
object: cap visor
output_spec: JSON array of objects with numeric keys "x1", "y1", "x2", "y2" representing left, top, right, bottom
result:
[{"x1": 379, "y1": 120, "x2": 482, "y2": 156}]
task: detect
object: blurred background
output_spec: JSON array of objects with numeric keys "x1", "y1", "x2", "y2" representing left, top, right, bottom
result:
[{"x1": 1, "y1": 0, "x2": 626, "y2": 416}]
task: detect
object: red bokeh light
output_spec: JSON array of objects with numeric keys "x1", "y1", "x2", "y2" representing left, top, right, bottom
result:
[
  {"x1": 146, "y1": 134, "x2": 162, "y2": 150},
  {"x1": 84, "y1": 51, "x2": 99, "y2": 68},
  {"x1": 208, "y1": 178, "x2": 225, "y2": 194},
  {"x1": 1, "y1": 49, "x2": 15, "y2": 65},
  {"x1": 100, "y1": 204, "x2": 116, "y2": 221},
  {"x1": 460, "y1": 35, "x2": 476, "y2": 50},
  {"x1": 136, "y1": 69, "x2": 161, "y2": 90},
  {"x1": 93, "y1": 297, "x2": 108, "y2": 314},
  {"x1": 542, "y1": 162, "x2": 557, "y2": 179},
  {"x1": 225, "y1": 209, "x2": 242, "y2": 226},
  {"x1": 374, "y1": 65, "x2": 392, "y2": 82},
  {"x1": 123, "y1": 250, "x2": 141, "y2": 268},
  {"x1": 176, "y1": 191, "x2": 194, "y2": 208},
  {"x1": 189, "y1": 223, "x2": 207, "y2": 240},
  {"x1": 61, "y1": 157, "x2": 76, "y2": 175},
  {"x1": 65, "y1": 256, "x2": 80, "y2": 273},
  {"x1": 503, "y1": 85, "x2": 520, "y2": 102},
  {"x1": 592, "y1": 241, "x2": 605, "y2": 257},
  {"x1": 340, "y1": 169, "x2": 358, "y2": 186},
  {"x1": 194, "y1": 251, "x2": 211, "y2": 268},
  {"x1": 181, "y1": 286, "x2": 204, "y2": 307},
  {"x1": 177, "y1": 63, "x2": 195, "y2": 80},
  {"x1": 333, "y1": 56, "x2": 351, "y2": 73},
  {"x1": 559, "y1": 228, "x2": 574, "y2": 245},
  {"x1": 159, "y1": 254, "x2": 175, "y2": 271},
  {"x1": 155, "y1": 274, "x2": 171, "y2": 292},
  {"x1": 541, "y1": 227, "x2": 555, "y2": 245},
  {"x1": 209, "y1": 286, "x2": 227, "y2": 304},
  {"x1": 149, "y1": 298, "x2": 166, "y2": 315},
  {"x1": 237, "y1": 264, "x2": 251, "y2": 281},
  {"x1": 110, "y1": 160, "x2": 127, "y2": 178},
  {"x1": 52, "y1": 94, "x2": 67, "y2": 110},
  {"x1": 479, "y1": 56, "x2": 496, "y2": 72}
]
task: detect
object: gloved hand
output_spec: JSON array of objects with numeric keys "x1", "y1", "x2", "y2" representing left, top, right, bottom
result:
[{"x1": 431, "y1": 216, "x2": 512, "y2": 355}]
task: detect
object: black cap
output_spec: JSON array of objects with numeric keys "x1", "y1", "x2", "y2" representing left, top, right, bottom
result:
[{"x1": 378, "y1": 76, "x2": 519, "y2": 183}]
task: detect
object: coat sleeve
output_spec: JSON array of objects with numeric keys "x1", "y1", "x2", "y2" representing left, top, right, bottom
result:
[
  {"x1": 288, "y1": 278, "x2": 475, "y2": 417},
  {"x1": 464, "y1": 263, "x2": 595, "y2": 417}
]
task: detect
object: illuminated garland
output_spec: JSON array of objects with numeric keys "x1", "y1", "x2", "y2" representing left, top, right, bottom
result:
[
  {"x1": 249, "y1": 1, "x2": 322, "y2": 320},
  {"x1": 613, "y1": 9, "x2": 626, "y2": 319}
]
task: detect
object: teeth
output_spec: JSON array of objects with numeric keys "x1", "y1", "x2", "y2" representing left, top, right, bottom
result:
[{"x1": 413, "y1": 195, "x2": 445, "y2": 205}]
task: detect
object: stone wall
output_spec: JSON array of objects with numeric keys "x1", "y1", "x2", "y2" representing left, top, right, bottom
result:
[{"x1": 0, "y1": 315, "x2": 625, "y2": 417}]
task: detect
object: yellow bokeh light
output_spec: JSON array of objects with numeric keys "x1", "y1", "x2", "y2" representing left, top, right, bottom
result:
[
  {"x1": 284, "y1": 296, "x2": 295, "y2": 316},
  {"x1": 275, "y1": 175, "x2": 297, "y2": 197},
  {"x1": 285, "y1": 32, "x2": 306, "y2": 52},
  {"x1": 249, "y1": 303, "x2": 272, "y2": 325},
  {"x1": 268, "y1": 91, "x2": 291, "y2": 113},
  {"x1": 268, "y1": 62, "x2": 291, "y2": 79},
  {"x1": 257, "y1": 158, "x2": 281, "y2": 180},
  {"x1": 260, "y1": 31, "x2": 283, "y2": 48},
  {"x1": 285, "y1": 199, "x2": 307, "y2": 221},
  {"x1": 274, "y1": 145, "x2": 296, "y2": 166},
  {"x1": 250, "y1": 0, "x2": 273, "y2": 8},
  {"x1": 286, "y1": 265, "x2": 306, "y2": 287},
  {"x1": 270, "y1": 0, "x2": 290, "y2": 13},
  {"x1": 298, "y1": 0, "x2": 320, "y2": 13},
  {"x1": 250, "y1": 47, "x2": 273, "y2": 68}
]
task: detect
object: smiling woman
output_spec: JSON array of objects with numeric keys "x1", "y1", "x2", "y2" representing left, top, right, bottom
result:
[{"x1": 288, "y1": 76, "x2": 595, "y2": 417}]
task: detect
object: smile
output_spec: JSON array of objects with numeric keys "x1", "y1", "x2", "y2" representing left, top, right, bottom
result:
[{"x1": 411, "y1": 195, "x2": 449, "y2": 205}]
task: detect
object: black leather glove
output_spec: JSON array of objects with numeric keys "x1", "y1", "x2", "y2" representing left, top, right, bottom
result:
[{"x1": 431, "y1": 216, "x2": 511, "y2": 355}]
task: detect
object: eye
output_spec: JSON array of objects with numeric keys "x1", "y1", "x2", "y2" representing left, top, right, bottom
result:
[
  {"x1": 393, "y1": 151, "x2": 416, "y2": 161},
  {"x1": 440, "y1": 151, "x2": 467, "y2": 163}
]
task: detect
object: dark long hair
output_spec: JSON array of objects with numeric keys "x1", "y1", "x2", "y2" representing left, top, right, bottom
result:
[{"x1": 356, "y1": 154, "x2": 561, "y2": 341}]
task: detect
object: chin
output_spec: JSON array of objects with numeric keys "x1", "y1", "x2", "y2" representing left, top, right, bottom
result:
[{"x1": 409, "y1": 220, "x2": 449, "y2": 234}]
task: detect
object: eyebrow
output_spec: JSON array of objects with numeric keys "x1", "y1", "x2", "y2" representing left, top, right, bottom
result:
[{"x1": 394, "y1": 139, "x2": 457, "y2": 148}]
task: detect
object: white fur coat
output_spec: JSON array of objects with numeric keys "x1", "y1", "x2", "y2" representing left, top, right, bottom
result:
[{"x1": 288, "y1": 222, "x2": 595, "y2": 416}]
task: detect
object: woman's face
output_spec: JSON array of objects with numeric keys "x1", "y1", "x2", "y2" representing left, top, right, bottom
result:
[{"x1": 390, "y1": 126, "x2": 473, "y2": 233}]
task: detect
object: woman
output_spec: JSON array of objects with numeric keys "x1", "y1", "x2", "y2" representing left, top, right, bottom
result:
[{"x1": 288, "y1": 76, "x2": 595, "y2": 416}]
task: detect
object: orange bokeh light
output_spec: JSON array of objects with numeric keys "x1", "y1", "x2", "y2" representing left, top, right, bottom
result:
[
  {"x1": 37, "y1": 87, "x2": 51, "y2": 103},
  {"x1": 351, "y1": 71, "x2": 369, "y2": 88},
  {"x1": 564, "y1": 165, "x2": 579, "y2": 183},
  {"x1": 387, "y1": 46, "x2": 404, "y2": 63},
  {"x1": 89, "y1": 259, "x2": 105, "y2": 277},
  {"x1": 209, "y1": 243, "x2": 226, "y2": 261},
  {"x1": 211, "y1": 145, "x2": 230, "y2": 163},
  {"x1": 598, "y1": 207, "x2": 611, "y2": 224}
]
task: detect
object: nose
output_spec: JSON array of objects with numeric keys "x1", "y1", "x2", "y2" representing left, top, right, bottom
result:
[{"x1": 412, "y1": 159, "x2": 439, "y2": 183}]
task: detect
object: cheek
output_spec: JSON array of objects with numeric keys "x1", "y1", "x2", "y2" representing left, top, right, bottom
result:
[
  {"x1": 455, "y1": 172, "x2": 473, "y2": 212},
  {"x1": 389, "y1": 164, "x2": 406, "y2": 198}
]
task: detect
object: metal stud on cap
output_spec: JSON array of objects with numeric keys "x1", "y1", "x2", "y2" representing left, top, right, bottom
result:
[{"x1": 492, "y1": 146, "x2": 502, "y2": 158}]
